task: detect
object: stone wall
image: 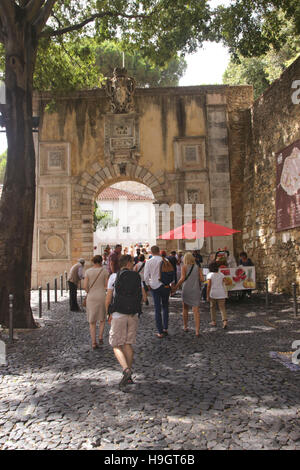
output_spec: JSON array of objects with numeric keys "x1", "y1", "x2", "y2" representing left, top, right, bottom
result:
[
  {"x1": 241, "y1": 56, "x2": 300, "y2": 292},
  {"x1": 226, "y1": 86, "x2": 253, "y2": 258}
]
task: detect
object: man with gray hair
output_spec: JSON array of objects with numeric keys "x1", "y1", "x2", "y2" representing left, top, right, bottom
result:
[{"x1": 68, "y1": 258, "x2": 85, "y2": 311}]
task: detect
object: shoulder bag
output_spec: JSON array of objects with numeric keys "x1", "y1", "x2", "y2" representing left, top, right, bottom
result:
[
  {"x1": 137, "y1": 262, "x2": 146, "y2": 274},
  {"x1": 184, "y1": 264, "x2": 194, "y2": 282},
  {"x1": 83, "y1": 268, "x2": 103, "y2": 308}
]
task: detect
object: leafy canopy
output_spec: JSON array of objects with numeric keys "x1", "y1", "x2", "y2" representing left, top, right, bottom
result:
[
  {"x1": 223, "y1": 13, "x2": 300, "y2": 98},
  {"x1": 213, "y1": 0, "x2": 300, "y2": 58},
  {"x1": 34, "y1": 38, "x2": 187, "y2": 91},
  {"x1": 2, "y1": 1, "x2": 300, "y2": 92}
]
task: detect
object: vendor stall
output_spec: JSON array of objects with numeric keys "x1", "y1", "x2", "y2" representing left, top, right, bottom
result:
[
  {"x1": 202, "y1": 265, "x2": 256, "y2": 300},
  {"x1": 218, "y1": 266, "x2": 256, "y2": 292}
]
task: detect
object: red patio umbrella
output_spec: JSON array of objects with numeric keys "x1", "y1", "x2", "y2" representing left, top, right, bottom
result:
[{"x1": 158, "y1": 219, "x2": 240, "y2": 240}]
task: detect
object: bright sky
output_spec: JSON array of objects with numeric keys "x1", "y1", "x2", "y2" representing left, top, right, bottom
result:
[
  {"x1": 179, "y1": 41, "x2": 230, "y2": 86},
  {"x1": 0, "y1": 1, "x2": 232, "y2": 154}
]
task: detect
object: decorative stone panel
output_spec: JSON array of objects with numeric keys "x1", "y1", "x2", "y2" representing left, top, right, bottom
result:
[
  {"x1": 39, "y1": 185, "x2": 71, "y2": 220},
  {"x1": 39, "y1": 142, "x2": 70, "y2": 176},
  {"x1": 174, "y1": 137, "x2": 206, "y2": 171},
  {"x1": 104, "y1": 114, "x2": 140, "y2": 167},
  {"x1": 38, "y1": 230, "x2": 70, "y2": 260}
]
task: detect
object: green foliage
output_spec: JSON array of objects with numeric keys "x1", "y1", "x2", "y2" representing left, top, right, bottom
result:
[
  {"x1": 212, "y1": 0, "x2": 300, "y2": 58},
  {"x1": 0, "y1": 149, "x2": 7, "y2": 184},
  {"x1": 45, "y1": 0, "x2": 212, "y2": 65},
  {"x1": 3, "y1": 1, "x2": 299, "y2": 92},
  {"x1": 0, "y1": 1, "x2": 211, "y2": 93},
  {"x1": 223, "y1": 55, "x2": 270, "y2": 99},
  {"x1": 96, "y1": 41, "x2": 186, "y2": 87},
  {"x1": 34, "y1": 38, "x2": 187, "y2": 91},
  {"x1": 34, "y1": 37, "x2": 102, "y2": 91},
  {"x1": 223, "y1": 15, "x2": 300, "y2": 99},
  {"x1": 93, "y1": 201, "x2": 119, "y2": 232}
]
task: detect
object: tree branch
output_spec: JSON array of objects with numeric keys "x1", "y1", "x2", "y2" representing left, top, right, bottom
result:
[
  {"x1": 0, "y1": 0, "x2": 16, "y2": 29},
  {"x1": 40, "y1": 10, "x2": 149, "y2": 38},
  {"x1": 25, "y1": 0, "x2": 46, "y2": 23},
  {"x1": 18, "y1": 0, "x2": 32, "y2": 6},
  {"x1": 34, "y1": 0, "x2": 56, "y2": 34}
]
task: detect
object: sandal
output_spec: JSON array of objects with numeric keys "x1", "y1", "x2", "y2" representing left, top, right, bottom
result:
[
  {"x1": 223, "y1": 320, "x2": 228, "y2": 329},
  {"x1": 92, "y1": 343, "x2": 99, "y2": 350},
  {"x1": 183, "y1": 328, "x2": 189, "y2": 333},
  {"x1": 155, "y1": 333, "x2": 164, "y2": 339},
  {"x1": 163, "y1": 330, "x2": 168, "y2": 336},
  {"x1": 98, "y1": 338, "x2": 103, "y2": 345},
  {"x1": 210, "y1": 322, "x2": 217, "y2": 327}
]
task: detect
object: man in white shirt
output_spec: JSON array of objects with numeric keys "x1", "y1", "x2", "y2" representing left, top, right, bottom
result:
[{"x1": 144, "y1": 245, "x2": 171, "y2": 338}]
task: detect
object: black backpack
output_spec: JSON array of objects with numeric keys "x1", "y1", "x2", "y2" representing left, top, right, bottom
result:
[{"x1": 111, "y1": 269, "x2": 142, "y2": 315}]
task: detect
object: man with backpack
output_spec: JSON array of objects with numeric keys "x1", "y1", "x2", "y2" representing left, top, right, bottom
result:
[
  {"x1": 144, "y1": 246, "x2": 175, "y2": 338},
  {"x1": 106, "y1": 254, "x2": 147, "y2": 391}
]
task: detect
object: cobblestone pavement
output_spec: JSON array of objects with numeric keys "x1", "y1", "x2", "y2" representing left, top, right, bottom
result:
[{"x1": 0, "y1": 291, "x2": 300, "y2": 450}]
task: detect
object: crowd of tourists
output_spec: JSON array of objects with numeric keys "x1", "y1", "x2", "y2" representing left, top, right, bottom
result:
[{"x1": 67, "y1": 244, "x2": 253, "y2": 391}]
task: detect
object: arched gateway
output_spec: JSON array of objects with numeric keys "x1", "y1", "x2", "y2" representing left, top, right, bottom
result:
[{"x1": 32, "y1": 68, "x2": 253, "y2": 288}]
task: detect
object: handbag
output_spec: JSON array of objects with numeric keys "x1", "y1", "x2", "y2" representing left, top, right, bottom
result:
[{"x1": 83, "y1": 268, "x2": 103, "y2": 308}]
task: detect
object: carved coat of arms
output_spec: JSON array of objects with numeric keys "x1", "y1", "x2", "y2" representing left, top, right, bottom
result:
[{"x1": 104, "y1": 68, "x2": 136, "y2": 114}]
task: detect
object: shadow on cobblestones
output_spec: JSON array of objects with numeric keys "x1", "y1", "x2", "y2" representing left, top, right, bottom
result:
[{"x1": 0, "y1": 293, "x2": 300, "y2": 450}]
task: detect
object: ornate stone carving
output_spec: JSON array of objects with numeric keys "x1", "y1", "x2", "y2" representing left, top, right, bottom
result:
[
  {"x1": 39, "y1": 231, "x2": 69, "y2": 260},
  {"x1": 104, "y1": 68, "x2": 136, "y2": 114},
  {"x1": 48, "y1": 192, "x2": 61, "y2": 211},
  {"x1": 39, "y1": 186, "x2": 71, "y2": 220},
  {"x1": 48, "y1": 149, "x2": 63, "y2": 168},
  {"x1": 104, "y1": 114, "x2": 140, "y2": 167},
  {"x1": 187, "y1": 189, "x2": 199, "y2": 204},
  {"x1": 46, "y1": 235, "x2": 65, "y2": 256},
  {"x1": 39, "y1": 142, "x2": 70, "y2": 176}
]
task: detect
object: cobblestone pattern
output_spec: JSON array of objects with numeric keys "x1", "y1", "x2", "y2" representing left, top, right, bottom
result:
[{"x1": 0, "y1": 293, "x2": 300, "y2": 450}]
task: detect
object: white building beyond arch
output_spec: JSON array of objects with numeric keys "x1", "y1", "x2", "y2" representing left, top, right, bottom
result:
[{"x1": 94, "y1": 185, "x2": 156, "y2": 253}]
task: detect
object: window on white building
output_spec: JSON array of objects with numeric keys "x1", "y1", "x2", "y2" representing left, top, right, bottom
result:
[{"x1": 123, "y1": 226, "x2": 130, "y2": 233}]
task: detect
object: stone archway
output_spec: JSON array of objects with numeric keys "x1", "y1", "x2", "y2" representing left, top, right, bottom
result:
[
  {"x1": 32, "y1": 72, "x2": 252, "y2": 287},
  {"x1": 72, "y1": 164, "x2": 166, "y2": 264}
]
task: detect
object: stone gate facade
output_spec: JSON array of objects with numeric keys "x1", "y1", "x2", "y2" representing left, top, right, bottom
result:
[{"x1": 31, "y1": 70, "x2": 252, "y2": 288}]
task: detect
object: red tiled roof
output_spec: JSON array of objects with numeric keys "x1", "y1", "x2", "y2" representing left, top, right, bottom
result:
[{"x1": 98, "y1": 187, "x2": 154, "y2": 201}]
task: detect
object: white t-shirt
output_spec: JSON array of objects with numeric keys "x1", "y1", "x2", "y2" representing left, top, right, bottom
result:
[
  {"x1": 107, "y1": 272, "x2": 143, "y2": 318},
  {"x1": 207, "y1": 272, "x2": 227, "y2": 299},
  {"x1": 143, "y1": 255, "x2": 163, "y2": 290}
]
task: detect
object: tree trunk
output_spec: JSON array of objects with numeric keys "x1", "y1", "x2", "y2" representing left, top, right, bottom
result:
[{"x1": 0, "y1": 19, "x2": 37, "y2": 328}]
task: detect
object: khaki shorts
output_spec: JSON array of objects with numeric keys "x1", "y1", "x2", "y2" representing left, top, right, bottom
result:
[{"x1": 109, "y1": 314, "x2": 138, "y2": 348}]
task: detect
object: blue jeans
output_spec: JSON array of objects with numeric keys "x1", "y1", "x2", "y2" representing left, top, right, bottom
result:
[{"x1": 151, "y1": 285, "x2": 170, "y2": 334}]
